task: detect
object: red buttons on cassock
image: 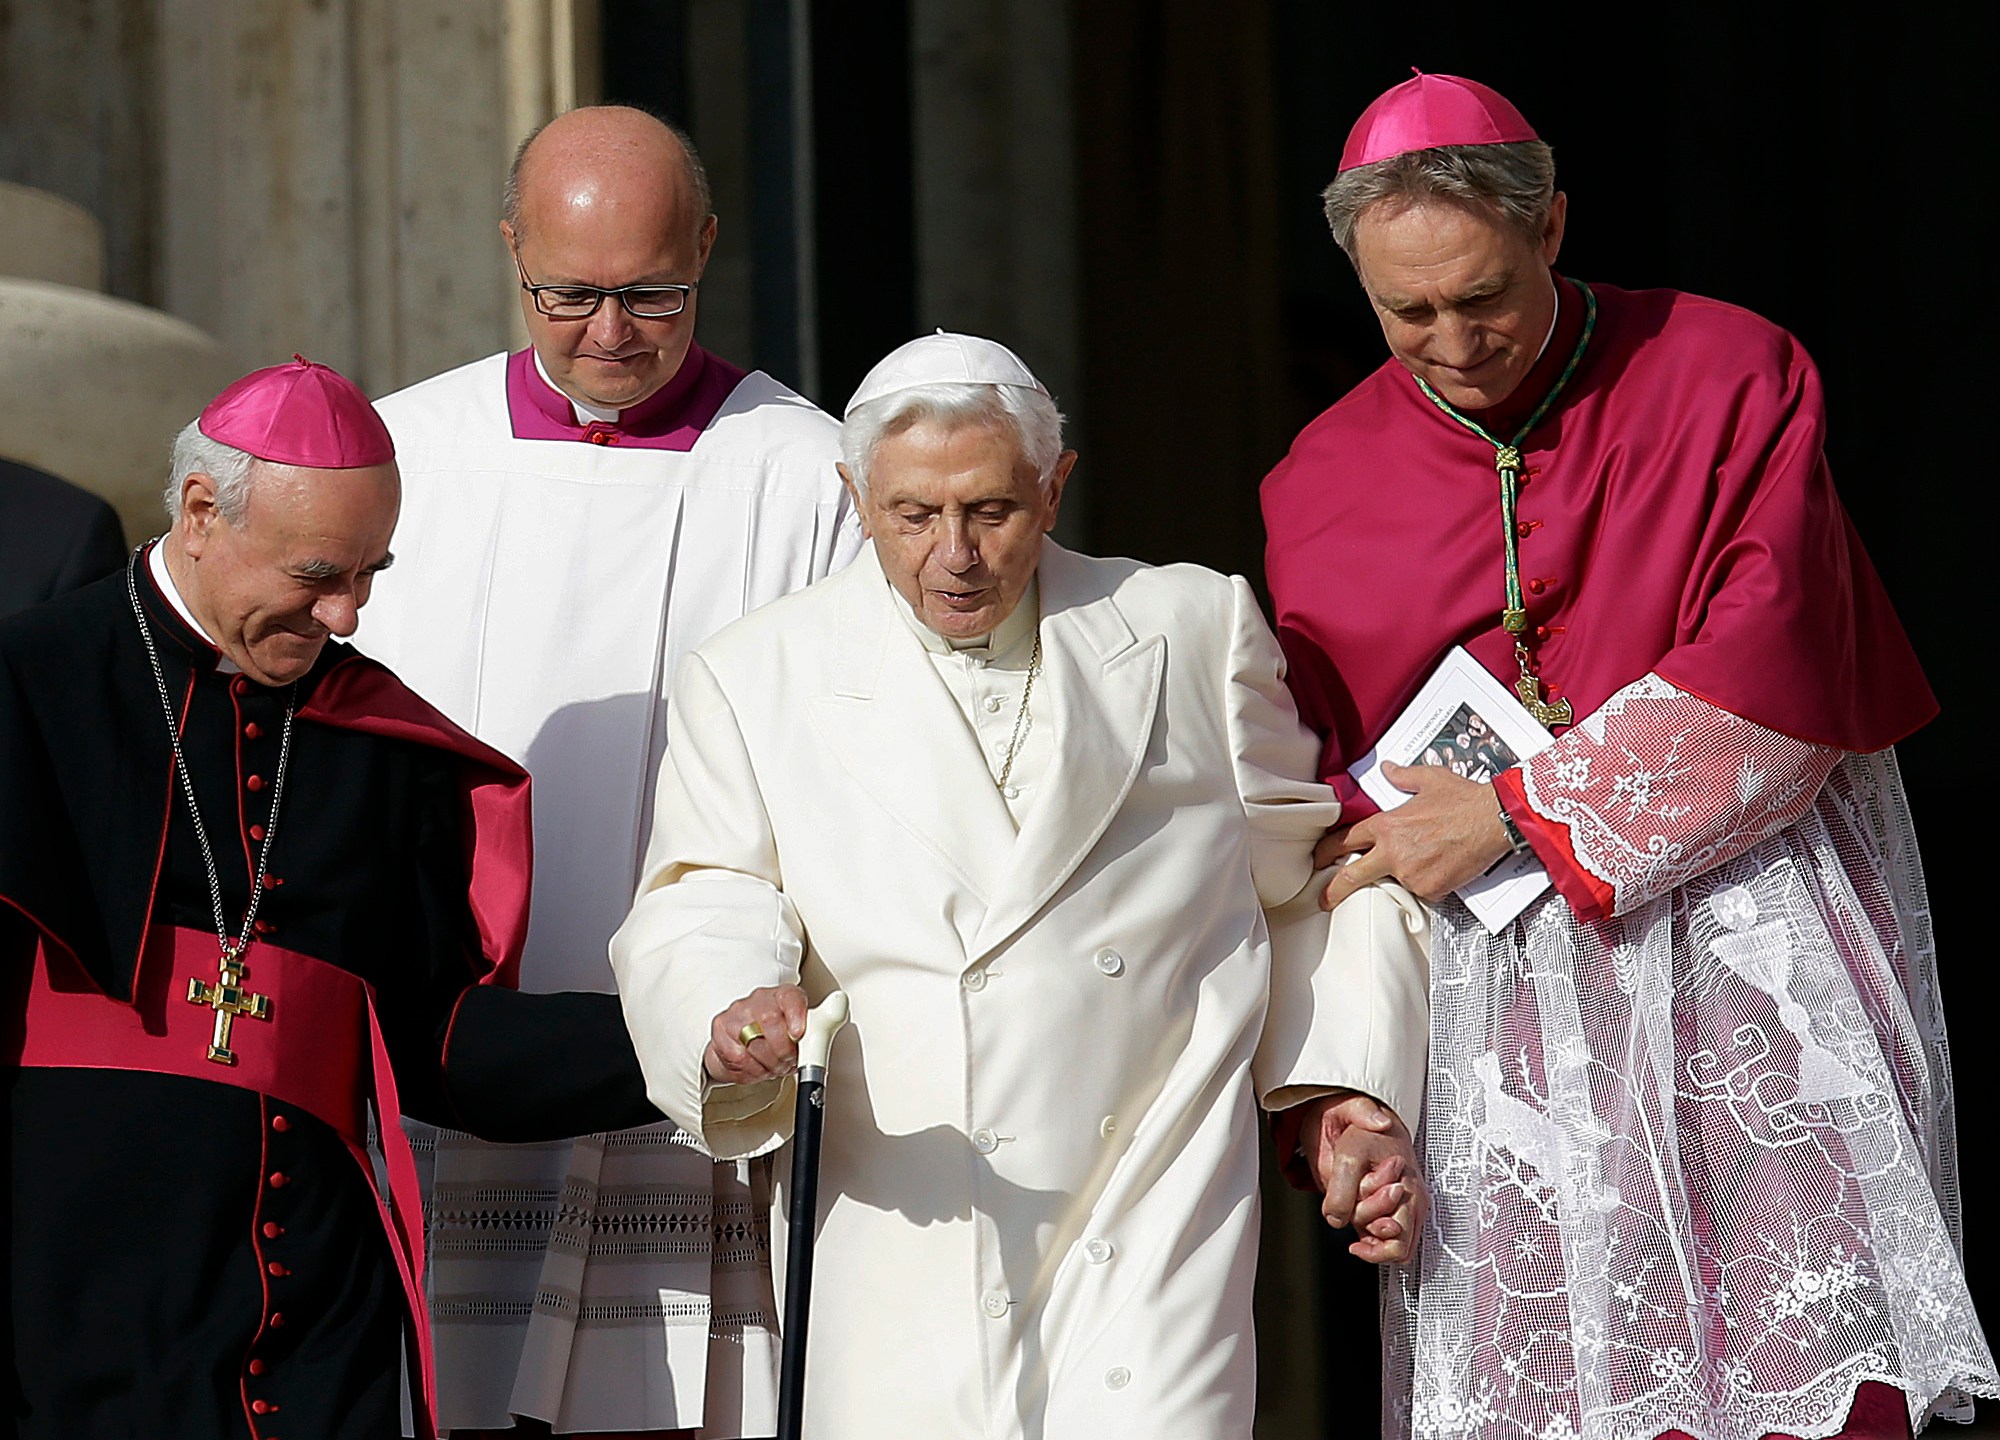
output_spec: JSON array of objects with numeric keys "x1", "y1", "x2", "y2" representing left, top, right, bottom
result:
[
  {"x1": 244, "y1": 721, "x2": 263, "y2": 740},
  {"x1": 252, "y1": 1399, "x2": 273, "y2": 1414},
  {"x1": 1535, "y1": 625, "x2": 1550, "y2": 639},
  {"x1": 268, "y1": 1312, "x2": 285, "y2": 1328},
  {"x1": 1527, "y1": 578, "x2": 1546, "y2": 595},
  {"x1": 246, "y1": 774, "x2": 266, "y2": 792},
  {"x1": 262, "y1": 1222, "x2": 283, "y2": 1239},
  {"x1": 248, "y1": 1359, "x2": 267, "y2": 1376},
  {"x1": 270, "y1": 1114, "x2": 290, "y2": 1133},
  {"x1": 266, "y1": 1261, "x2": 287, "y2": 1277},
  {"x1": 261, "y1": 874, "x2": 283, "y2": 889},
  {"x1": 248, "y1": 823, "x2": 265, "y2": 841},
  {"x1": 254, "y1": 919, "x2": 276, "y2": 936},
  {"x1": 268, "y1": 1171, "x2": 288, "y2": 1188},
  {"x1": 232, "y1": 677, "x2": 251, "y2": 696}
]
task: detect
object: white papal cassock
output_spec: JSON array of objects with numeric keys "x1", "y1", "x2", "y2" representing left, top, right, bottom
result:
[
  {"x1": 358, "y1": 346, "x2": 863, "y2": 1435},
  {"x1": 611, "y1": 544, "x2": 1433, "y2": 1439}
]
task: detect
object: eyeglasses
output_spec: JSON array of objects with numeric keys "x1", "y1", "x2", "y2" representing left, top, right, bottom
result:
[{"x1": 513, "y1": 253, "x2": 698, "y2": 320}]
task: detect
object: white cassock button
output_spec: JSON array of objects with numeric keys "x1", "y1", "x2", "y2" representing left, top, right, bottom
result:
[
  {"x1": 963, "y1": 969, "x2": 987, "y2": 992},
  {"x1": 972, "y1": 1128, "x2": 999, "y2": 1154},
  {"x1": 982, "y1": 695, "x2": 1003, "y2": 713},
  {"x1": 1093, "y1": 948, "x2": 1124, "y2": 976},
  {"x1": 1002, "y1": 785, "x2": 1021, "y2": 800},
  {"x1": 982, "y1": 1291, "x2": 1009, "y2": 1318},
  {"x1": 1083, "y1": 1237, "x2": 1114, "y2": 1264},
  {"x1": 1104, "y1": 1367, "x2": 1130, "y2": 1391},
  {"x1": 1099, "y1": 1115, "x2": 1118, "y2": 1138}
]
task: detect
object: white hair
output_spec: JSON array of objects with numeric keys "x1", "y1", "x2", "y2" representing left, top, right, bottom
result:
[
  {"x1": 840, "y1": 383, "x2": 1066, "y2": 500},
  {"x1": 163, "y1": 419, "x2": 257, "y2": 525}
]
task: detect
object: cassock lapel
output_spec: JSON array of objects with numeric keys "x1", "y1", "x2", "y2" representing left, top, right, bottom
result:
[
  {"x1": 969, "y1": 543, "x2": 1164, "y2": 963},
  {"x1": 804, "y1": 549, "x2": 1020, "y2": 951}
]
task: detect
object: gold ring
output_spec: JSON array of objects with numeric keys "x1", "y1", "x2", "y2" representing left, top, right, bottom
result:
[{"x1": 737, "y1": 1021, "x2": 765, "y2": 1046}]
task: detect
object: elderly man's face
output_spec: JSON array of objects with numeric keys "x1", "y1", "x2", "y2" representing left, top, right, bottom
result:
[
  {"x1": 844, "y1": 417, "x2": 1073, "y2": 641},
  {"x1": 505, "y1": 202, "x2": 715, "y2": 414},
  {"x1": 176, "y1": 462, "x2": 399, "y2": 687},
  {"x1": 1351, "y1": 193, "x2": 1566, "y2": 411}
]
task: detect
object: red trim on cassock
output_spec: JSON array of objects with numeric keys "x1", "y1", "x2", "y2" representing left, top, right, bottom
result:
[
  {"x1": 301, "y1": 656, "x2": 533, "y2": 987},
  {"x1": 1493, "y1": 767, "x2": 1613, "y2": 922}
]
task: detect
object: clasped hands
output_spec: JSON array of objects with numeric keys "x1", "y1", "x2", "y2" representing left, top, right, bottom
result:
[{"x1": 1275, "y1": 1089, "x2": 1426, "y2": 1264}]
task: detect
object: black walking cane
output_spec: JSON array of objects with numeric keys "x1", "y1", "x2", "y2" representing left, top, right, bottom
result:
[{"x1": 776, "y1": 991, "x2": 851, "y2": 1440}]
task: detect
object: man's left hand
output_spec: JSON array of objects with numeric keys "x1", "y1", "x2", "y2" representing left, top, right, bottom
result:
[
  {"x1": 1318, "y1": 760, "x2": 1513, "y2": 911},
  {"x1": 1291, "y1": 1091, "x2": 1426, "y2": 1264}
]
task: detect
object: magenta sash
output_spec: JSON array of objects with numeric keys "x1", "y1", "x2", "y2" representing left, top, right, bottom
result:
[{"x1": 20, "y1": 924, "x2": 438, "y2": 1438}]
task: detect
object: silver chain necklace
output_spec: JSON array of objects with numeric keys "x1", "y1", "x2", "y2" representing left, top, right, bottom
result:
[
  {"x1": 994, "y1": 630, "x2": 1042, "y2": 794},
  {"x1": 126, "y1": 555, "x2": 297, "y2": 958}
]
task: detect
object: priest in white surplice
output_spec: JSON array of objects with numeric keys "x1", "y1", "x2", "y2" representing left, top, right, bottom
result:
[{"x1": 357, "y1": 108, "x2": 862, "y2": 1437}]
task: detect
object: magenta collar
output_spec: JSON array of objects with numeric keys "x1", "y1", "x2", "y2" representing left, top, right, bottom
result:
[{"x1": 505, "y1": 344, "x2": 748, "y2": 450}]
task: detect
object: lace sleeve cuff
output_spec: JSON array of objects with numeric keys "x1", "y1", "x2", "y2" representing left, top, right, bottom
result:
[{"x1": 1514, "y1": 674, "x2": 1844, "y2": 918}]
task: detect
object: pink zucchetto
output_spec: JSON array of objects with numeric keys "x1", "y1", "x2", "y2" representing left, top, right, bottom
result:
[
  {"x1": 1337, "y1": 70, "x2": 1539, "y2": 173},
  {"x1": 198, "y1": 354, "x2": 396, "y2": 468}
]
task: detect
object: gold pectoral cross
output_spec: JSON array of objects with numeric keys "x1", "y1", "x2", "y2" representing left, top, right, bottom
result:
[
  {"x1": 187, "y1": 946, "x2": 272, "y2": 1066},
  {"x1": 1512, "y1": 641, "x2": 1573, "y2": 730}
]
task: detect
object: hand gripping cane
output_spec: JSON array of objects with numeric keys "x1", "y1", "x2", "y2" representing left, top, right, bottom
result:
[{"x1": 776, "y1": 992, "x2": 851, "y2": 1440}]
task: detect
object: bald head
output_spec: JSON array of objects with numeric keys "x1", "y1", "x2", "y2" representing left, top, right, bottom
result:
[
  {"x1": 500, "y1": 106, "x2": 720, "y2": 413},
  {"x1": 504, "y1": 106, "x2": 711, "y2": 251}
]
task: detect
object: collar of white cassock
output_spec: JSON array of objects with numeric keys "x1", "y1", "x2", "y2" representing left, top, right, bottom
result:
[{"x1": 888, "y1": 574, "x2": 1041, "y2": 661}]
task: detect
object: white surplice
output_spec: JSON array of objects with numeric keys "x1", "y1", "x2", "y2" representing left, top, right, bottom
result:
[{"x1": 357, "y1": 350, "x2": 863, "y2": 1435}]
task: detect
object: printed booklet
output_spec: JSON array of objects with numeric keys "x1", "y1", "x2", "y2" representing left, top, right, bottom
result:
[{"x1": 1346, "y1": 645, "x2": 1555, "y2": 932}]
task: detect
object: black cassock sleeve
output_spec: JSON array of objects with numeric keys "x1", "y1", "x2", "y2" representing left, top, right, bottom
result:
[
  {"x1": 437, "y1": 986, "x2": 663, "y2": 1142},
  {"x1": 376, "y1": 743, "x2": 665, "y2": 1143}
]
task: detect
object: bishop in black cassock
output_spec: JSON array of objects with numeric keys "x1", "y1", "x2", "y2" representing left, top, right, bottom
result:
[{"x1": 1, "y1": 359, "x2": 662, "y2": 1439}]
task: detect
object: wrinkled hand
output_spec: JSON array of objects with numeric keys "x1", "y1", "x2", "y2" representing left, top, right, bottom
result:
[
  {"x1": 1292, "y1": 1091, "x2": 1426, "y2": 1264},
  {"x1": 704, "y1": 984, "x2": 810, "y2": 1085},
  {"x1": 1318, "y1": 761, "x2": 1513, "y2": 911}
]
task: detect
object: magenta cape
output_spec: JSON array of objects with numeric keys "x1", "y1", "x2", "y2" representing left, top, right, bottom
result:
[{"x1": 1262, "y1": 280, "x2": 1935, "y2": 812}]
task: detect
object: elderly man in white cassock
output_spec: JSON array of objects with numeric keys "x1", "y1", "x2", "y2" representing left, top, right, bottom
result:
[
  {"x1": 610, "y1": 333, "x2": 1433, "y2": 1437},
  {"x1": 356, "y1": 107, "x2": 860, "y2": 1437}
]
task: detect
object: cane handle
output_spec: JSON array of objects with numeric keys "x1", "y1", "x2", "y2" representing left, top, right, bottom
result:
[{"x1": 799, "y1": 991, "x2": 851, "y2": 1070}]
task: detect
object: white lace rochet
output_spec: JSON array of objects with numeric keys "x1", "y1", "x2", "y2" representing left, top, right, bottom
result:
[{"x1": 1383, "y1": 675, "x2": 1996, "y2": 1439}]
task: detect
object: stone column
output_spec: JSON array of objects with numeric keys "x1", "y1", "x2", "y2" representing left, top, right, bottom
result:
[{"x1": 155, "y1": 0, "x2": 596, "y2": 397}]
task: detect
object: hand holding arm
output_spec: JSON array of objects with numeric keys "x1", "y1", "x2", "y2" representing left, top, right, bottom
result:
[{"x1": 1318, "y1": 760, "x2": 1512, "y2": 911}]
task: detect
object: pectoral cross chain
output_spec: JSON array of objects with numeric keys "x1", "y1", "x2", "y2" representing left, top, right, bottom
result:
[{"x1": 187, "y1": 947, "x2": 272, "y2": 1066}]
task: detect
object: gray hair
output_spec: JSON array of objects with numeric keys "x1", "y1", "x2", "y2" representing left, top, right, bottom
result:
[
  {"x1": 503, "y1": 107, "x2": 713, "y2": 244},
  {"x1": 163, "y1": 419, "x2": 256, "y2": 526},
  {"x1": 1321, "y1": 140, "x2": 1556, "y2": 262},
  {"x1": 841, "y1": 383, "x2": 1066, "y2": 500}
]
